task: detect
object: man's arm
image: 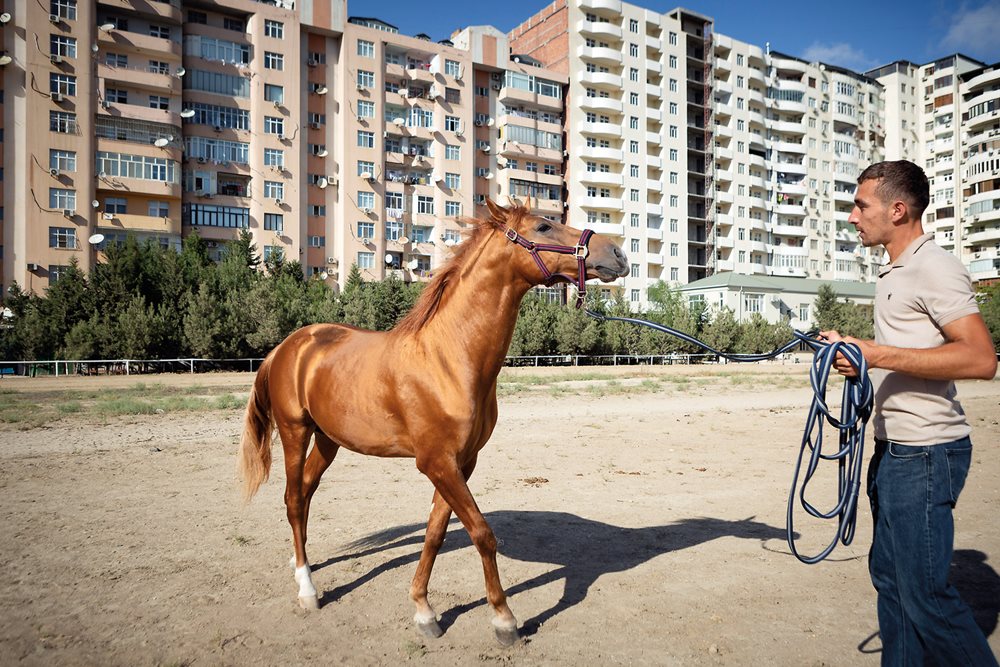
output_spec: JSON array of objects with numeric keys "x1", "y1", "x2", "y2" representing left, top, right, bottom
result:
[{"x1": 822, "y1": 313, "x2": 997, "y2": 381}]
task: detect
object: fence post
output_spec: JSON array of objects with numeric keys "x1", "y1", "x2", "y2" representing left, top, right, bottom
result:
[{"x1": 125, "y1": 360, "x2": 130, "y2": 376}]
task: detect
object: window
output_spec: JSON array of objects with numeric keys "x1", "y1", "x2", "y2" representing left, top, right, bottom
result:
[
  {"x1": 149, "y1": 95, "x2": 169, "y2": 110},
  {"x1": 223, "y1": 17, "x2": 245, "y2": 32},
  {"x1": 744, "y1": 293, "x2": 763, "y2": 313},
  {"x1": 264, "y1": 181, "x2": 284, "y2": 199},
  {"x1": 417, "y1": 196, "x2": 434, "y2": 215},
  {"x1": 445, "y1": 201, "x2": 461, "y2": 217},
  {"x1": 357, "y1": 100, "x2": 375, "y2": 118},
  {"x1": 630, "y1": 239, "x2": 640, "y2": 253},
  {"x1": 50, "y1": 111, "x2": 77, "y2": 133},
  {"x1": 51, "y1": 0, "x2": 76, "y2": 20},
  {"x1": 445, "y1": 145, "x2": 460, "y2": 160},
  {"x1": 148, "y1": 201, "x2": 169, "y2": 217},
  {"x1": 631, "y1": 289, "x2": 640, "y2": 302},
  {"x1": 49, "y1": 188, "x2": 76, "y2": 210},
  {"x1": 264, "y1": 117, "x2": 284, "y2": 135},
  {"x1": 105, "y1": 53, "x2": 128, "y2": 68},
  {"x1": 357, "y1": 131, "x2": 374, "y2": 148},
  {"x1": 629, "y1": 18, "x2": 638, "y2": 32},
  {"x1": 357, "y1": 221, "x2": 375, "y2": 239},
  {"x1": 182, "y1": 204, "x2": 249, "y2": 228},
  {"x1": 309, "y1": 205, "x2": 326, "y2": 217},
  {"x1": 149, "y1": 25, "x2": 170, "y2": 39},
  {"x1": 264, "y1": 20, "x2": 284, "y2": 39},
  {"x1": 50, "y1": 35, "x2": 76, "y2": 58},
  {"x1": 49, "y1": 227, "x2": 77, "y2": 249},
  {"x1": 264, "y1": 213, "x2": 284, "y2": 232},
  {"x1": 264, "y1": 52, "x2": 284, "y2": 70},
  {"x1": 357, "y1": 160, "x2": 375, "y2": 176},
  {"x1": 670, "y1": 243, "x2": 678, "y2": 257},
  {"x1": 358, "y1": 39, "x2": 374, "y2": 57},
  {"x1": 444, "y1": 115, "x2": 460, "y2": 132},
  {"x1": 105, "y1": 88, "x2": 127, "y2": 104},
  {"x1": 445, "y1": 59, "x2": 461, "y2": 77},
  {"x1": 357, "y1": 70, "x2": 375, "y2": 88},
  {"x1": 49, "y1": 149, "x2": 76, "y2": 172},
  {"x1": 50, "y1": 73, "x2": 76, "y2": 96},
  {"x1": 358, "y1": 191, "x2": 375, "y2": 209},
  {"x1": 309, "y1": 236, "x2": 324, "y2": 247},
  {"x1": 358, "y1": 252, "x2": 374, "y2": 269},
  {"x1": 445, "y1": 173, "x2": 460, "y2": 189},
  {"x1": 630, "y1": 264, "x2": 639, "y2": 278},
  {"x1": 264, "y1": 148, "x2": 284, "y2": 167},
  {"x1": 105, "y1": 197, "x2": 127, "y2": 214},
  {"x1": 264, "y1": 85, "x2": 284, "y2": 104},
  {"x1": 187, "y1": 10, "x2": 207, "y2": 24}
]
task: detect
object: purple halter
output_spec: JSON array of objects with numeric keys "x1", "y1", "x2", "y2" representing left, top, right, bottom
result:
[{"x1": 500, "y1": 225, "x2": 596, "y2": 308}]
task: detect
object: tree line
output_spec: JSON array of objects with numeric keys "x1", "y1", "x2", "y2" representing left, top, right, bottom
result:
[{"x1": 1, "y1": 233, "x2": 996, "y2": 362}]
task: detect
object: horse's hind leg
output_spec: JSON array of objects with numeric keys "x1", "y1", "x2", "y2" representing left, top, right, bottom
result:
[
  {"x1": 279, "y1": 421, "x2": 321, "y2": 609},
  {"x1": 409, "y1": 488, "x2": 453, "y2": 638}
]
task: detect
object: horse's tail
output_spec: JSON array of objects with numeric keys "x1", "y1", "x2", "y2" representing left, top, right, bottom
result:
[{"x1": 239, "y1": 352, "x2": 275, "y2": 502}]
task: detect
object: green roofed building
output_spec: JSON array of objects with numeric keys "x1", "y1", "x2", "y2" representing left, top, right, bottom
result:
[{"x1": 677, "y1": 273, "x2": 876, "y2": 329}]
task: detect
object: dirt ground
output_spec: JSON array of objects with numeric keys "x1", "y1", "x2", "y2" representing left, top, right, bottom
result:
[{"x1": 1, "y1": 365, "x2": 997, "y2": 666}]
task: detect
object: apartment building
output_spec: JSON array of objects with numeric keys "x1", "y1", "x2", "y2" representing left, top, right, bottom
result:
[
  {"x1": 869, "y1": 54, "x2": 997, "y2": 283},
  {"x1": 0, "y1": 0, "x2": 347, "y2": 294}
]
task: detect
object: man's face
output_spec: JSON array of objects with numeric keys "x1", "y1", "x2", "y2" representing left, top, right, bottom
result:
[{"x1": 849, "y1": 179, "x2": 893, "y2": 248}]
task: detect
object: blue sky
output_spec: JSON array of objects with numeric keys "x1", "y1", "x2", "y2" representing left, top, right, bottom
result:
[{"x1": 358, "y1": 0, "x2": 1000, "y2": 73}]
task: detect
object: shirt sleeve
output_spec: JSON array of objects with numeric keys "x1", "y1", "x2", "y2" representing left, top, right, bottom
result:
[{"x1": 916, "y1": 254, "x2": 980, "y2": 328}]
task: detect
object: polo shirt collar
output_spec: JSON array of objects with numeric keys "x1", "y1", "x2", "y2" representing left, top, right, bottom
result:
[{"x1": 877, "y1": 232, "x2": 933, "y2": 278}]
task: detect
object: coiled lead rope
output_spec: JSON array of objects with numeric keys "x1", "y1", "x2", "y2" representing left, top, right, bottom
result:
[{"x1": 585, "y1": 310, "x2": 873, "y2": 564}]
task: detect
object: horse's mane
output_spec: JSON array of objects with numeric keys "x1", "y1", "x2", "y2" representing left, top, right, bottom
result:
[{"x1": 393, "y1": 203, "x2": 529, "y2": 335}]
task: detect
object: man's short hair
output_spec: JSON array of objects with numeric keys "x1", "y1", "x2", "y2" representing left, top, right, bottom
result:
[{"x1": 857, "y1": 160, "x2": 930, "y2": 219}]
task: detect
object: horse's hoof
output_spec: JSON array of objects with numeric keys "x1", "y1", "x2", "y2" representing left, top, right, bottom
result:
[
  {"x1": 494, "y1": 624, "x2": 520, "y2": 647},
  {"x1": 298, "y1": 595, "x2": 319, "y2": 610},
  {"x1": 416, "y1": 619, "x2": 443, "y2": 639}
]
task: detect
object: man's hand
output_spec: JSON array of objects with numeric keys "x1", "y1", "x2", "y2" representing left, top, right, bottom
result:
[{"x1": 819, "y1": 330, "x2": 877, "y2": 378}]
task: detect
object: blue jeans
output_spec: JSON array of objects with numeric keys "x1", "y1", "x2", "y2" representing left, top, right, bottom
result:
[{"x1": 868, "y1": 437, "x2": 998, "y2": 666}]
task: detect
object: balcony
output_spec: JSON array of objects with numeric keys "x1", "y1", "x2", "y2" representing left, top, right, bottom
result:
[
  {"x1": 773, "y1": 203, "x2": 806, "y2": 217},
  {"x1": 579, "y1": 145, "x2": 623, "y2": 162},
  {"x1": 646, "y1": 228, "x2": 663, "y2": 240},
  {"x1": 714, "y1": 123, "x2": 732, "y2": 139},
  {"x1": 646, "y1": 179, "x2": 662, "y2": 192},
  {"x1": 99, "y1": 212, "x2": 181, "y2": 235},
  {"x1": 577, "y1": 19, "x2": 623, "y2": 40},
  {"x1": 99, "y1": 103, "x2": 181, "y2": 127},
  {"x1": 577, "y1": 45, "x2": 622, "y2": 65},
  {"x1": 645, "y1": 155, "x2": 662, "y2": 169},
  {"x1": 645, "y1": 107, "x2": 662, "y2": 122},
  {"x1": 715, "y1": 146, "x2": 733, "y2": 162},
  {"x1": 775, "y1": 140, "x2": 806, "y2": 154},
  {"x1": 773, "y1": 160, "x2": 806, "y2": 175},
  {"x1": 715, "y1": 213, "x2": 733, "y2": 227},
  {"x1": 579, "y1": 196, "x2": 624, "y2": 211},
  {"x1": 646, "y1": 253, "x2": 664, "y2": 265},
  {"x1": 715, "y1": 190, "x2": 733, "y2": 204},
  {"x1": 771, "y1": 223, "x2": 808, "y2": 237},
  {"x1": 580, "y1": 70, "x2": 623, "y2": 89},
  {"x1": 715, "y1": 57, "x2": 731, "y2": 73},
  {"x1": 498, "y1": 86, "x2": 563, "y2": 111},
  {"x1": 578, "y1": 95, "x2": 623, "y2": 114},
  {"x1": 577, "y1": 0, "x2": 623, "y2": 12},
  {"x1": 98, "y1": 0, "x2": 182, "y2": 23},
  {"x1": 715, "y1": 235, "x2": 733, "y2": 249},
  {"x1": 98, "y1": 63, "x2": 181, "y2": 94},
  {"x1": 715, "y1": 169, "x2": 733, "y2": 183},
  {"x1": 647, "y1": 203, "x2": 663, "y2": 216},
  {"x1": 580, "y1": 171, "x2": 624, "y2": 187},
  {"x1": 646, "y1": 59, "x2": 662, "y2": 74},
  {"x1": 578, "y1": 120, "x2": 622, "y2": 138},
  {"x1": 833, "y1": 189, "x2": 855, "y2": 205},
  {"x1": 96, "y1": 29, "x2": 181, "y2": 60},
  {"x1": 645, "y1": 131, "x2": 661, "y2": 146},
  {"x1": 646, "y1": 34, "x2": 662, "y2": 51},
  {"x1": 645, "y1": 83, "x2": 662, "y2": 98}
]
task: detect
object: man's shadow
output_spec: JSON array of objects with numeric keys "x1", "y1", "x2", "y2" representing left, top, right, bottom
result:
[
  {"x1": 312, "y1": 511, "x2": 788, "y2": 636},
  {"x1": 857, "y1": 549, "x2": 1000, "y2": 655}
]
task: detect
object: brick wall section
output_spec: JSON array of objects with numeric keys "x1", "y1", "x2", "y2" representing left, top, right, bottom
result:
[{"x1": 507, "y1": 0, "x2": 570, "y2": 75}]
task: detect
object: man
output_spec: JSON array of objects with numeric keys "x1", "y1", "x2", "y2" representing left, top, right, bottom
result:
[{"x1": 821, "y1": 160, "x2": 997, "y2": 666}]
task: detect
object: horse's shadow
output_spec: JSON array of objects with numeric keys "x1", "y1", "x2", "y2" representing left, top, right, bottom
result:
[{"x1": 313, "y1": 511, "x2": 788, "y2": 636}]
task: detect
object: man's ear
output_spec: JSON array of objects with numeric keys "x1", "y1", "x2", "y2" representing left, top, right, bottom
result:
[{"x1": 889, "y1": 199, "x2": 908, "y2": 224}]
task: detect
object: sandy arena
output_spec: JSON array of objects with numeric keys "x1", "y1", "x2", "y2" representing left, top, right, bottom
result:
[{"x1": 1, "y1": 364, "x2": 997, "y2": 666}]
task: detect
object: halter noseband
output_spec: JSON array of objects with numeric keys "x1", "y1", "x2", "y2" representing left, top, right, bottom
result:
[{"x1": 500, "y1": 225, "x2": 595, "y2": 308}]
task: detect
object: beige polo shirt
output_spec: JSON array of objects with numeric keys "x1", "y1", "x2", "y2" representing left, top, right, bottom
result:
[{"x1": 871, "y1": 233, "x2": 981, "y2": 445}]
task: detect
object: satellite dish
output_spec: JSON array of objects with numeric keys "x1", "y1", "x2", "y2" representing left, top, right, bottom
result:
[
  {"x1": 316, "y1": 85, "x2": 328, "y2": 95},
  {"x1": 408, "y1": 258, "x2": 419, "y2": 270},
  {"x1": 91, "y1": 43, "x2": 99, "y2": 53},
  {"x1": 0, "y1": 12, "x2": 11, "y2": 24},
  {"x1": 318, "y1": 177, "x2": 328, "y2": 189},
  {"x1": 317, "y1": 149, "x2": 328, "y2": 157},
  {"x1": 175, "y1": 67, "x2": 186, "y2": 77},
  {"x1": 180, "y1": 109, "x2": 195, "y2": 118},
  {"x1": 91, "y1": 200, "x2": 100, "y2": 208},
  {"x1": 487, "y1": 118, "x2": 495, "y2": 126},
  {"x1": 88, "y1": 233, "x2": 105, "y2": 245},
  {"x1": 99, "y1": 22, "x2": 116, "y2": 31},
  {"x1": 384, "y1": 253, "x2": 394, "y2": 264},
  {"x1": 398, "y1": 236, "x2": 409, "y2": 245},
  {"x1": 392, "y1": 117, "x2": 405, "y2": 126},
  {"x1": 153, "y1": 137, "x2": 169, "y2": 147},
  {"x1": 319, "y1": 271, "x2": 328, "y2": 280},
  {"x1": 0, "y1": 55, "x2": 11, "y2": 66},
  {"x1": 444, "y1": 238, "x2": 456, "y2": 247}
]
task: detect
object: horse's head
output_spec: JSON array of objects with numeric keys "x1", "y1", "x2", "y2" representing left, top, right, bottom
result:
[{"x1": 484, "y1": 199, "x2": 629, "y2": 293}]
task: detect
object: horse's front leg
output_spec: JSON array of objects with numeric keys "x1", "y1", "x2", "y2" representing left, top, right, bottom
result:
[
  {"x1": 417, "y1": 456, "x2": 518, "y2": 646},
  {"x1": 409, "y1": 488, "x2": 452, "y2": 638}
]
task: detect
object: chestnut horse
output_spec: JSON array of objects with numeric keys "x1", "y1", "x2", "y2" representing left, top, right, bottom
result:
[{"x1": 238, "y1": 199, "x2": 628, "y2": 645}]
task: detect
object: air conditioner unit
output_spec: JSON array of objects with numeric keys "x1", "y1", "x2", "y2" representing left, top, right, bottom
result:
[
  {"x1": 101, "y1": 99, "x2": 111, "y2": 109},
  {"x1": 310, "y1": 122, "x2": 322, "y2": 129},
  {"x1": 48, "y1": 13, "x2": 59, "y2": 23},
  {"x1": 455, "y1": 129, "x2": 464, "y2": 137},
  {"x1": 206, "y1": 241, "x2": 219, "y2": 248},
  {"x1": 356, "y1": 83, "x2": 365, "y2": 91},
  {"x1": 492, "y1": 84, "x2": 502, "y2": 91},
  {"x1": 279, "y1": 135, "x2": 288, "y2": 142},
  {"x1": 414, "y1": 155, "x2": 424, "y2": 162},
  {"x1": 427, "y1": 90, "x2": 439, "y2": 100},
  {"x1": 491, "y1": 72, "x2": 501, "y2": 81},
  {"x1": 197, "y1": 157, "x2": 206, "y2": 164},
  {"x1": 272, "y1": 100, "x2": 281, "y2": 108},
  {"x1": 62, "y1": 208, "x2": 74, "y2": 217},
  {"x1": 102, "y1": 212, "x2": 115, "y2": 220},
  {"x1": 360, "y1": 171, "x2": 373, "y2": 180},
  {"x1": 274, "y1": 198, "x2": 283, "y2": 206},
  {"x1": 213, "y1": 125, "x2": 223, "y2": 132},
  {"x1": 51, "y1": 93, "x2": 64, "y2": 103},
  {"x1": 270, "y1": 164, "x2": 282, "y2": 171},
  {"x1": 203, "y1": 193, "x2": 213, "y2": 199},
  {"x1": 361, "y1": 207, "x2": 373, "y2": 214},
  {"x1": 307, "y1": 58, "x2": 318, "y2": 68},
  {"x1": 49, "y1": 168, "x2": 60, "y2": 177},
  {"x1": 474, "y1": 120, "x2": 484, "y2": 127},
  {"x1": 50, "y1": 55, "x2": 63, "y2": 65},
  {"x1": 327, "y1": 175, "x2": 338, "y2": 185},
  {"x1": 326, "y1": 257, "x2": 338, "y2": 265}
]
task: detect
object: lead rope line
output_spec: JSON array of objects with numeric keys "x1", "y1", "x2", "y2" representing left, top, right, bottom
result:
[{"x1": 584, "y1": 310, "x2": 873, "y2": 564}]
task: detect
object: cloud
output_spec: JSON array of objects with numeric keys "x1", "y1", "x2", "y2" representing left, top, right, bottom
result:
[
  {"x1": 940, "y1": 3, "x2": 1000, "y2": 60},
  {"x1": 801, "y1": 42, "x2": 878, "y2": 72}
]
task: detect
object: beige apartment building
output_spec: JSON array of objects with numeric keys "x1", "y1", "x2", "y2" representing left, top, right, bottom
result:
[{"x1": 869, "y1": 54, "x2": 1000, "y2": 285}]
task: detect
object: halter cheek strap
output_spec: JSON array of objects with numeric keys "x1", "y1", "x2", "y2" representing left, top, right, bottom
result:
[{"x1": 501, "y1": 226, "x2": 595, "y2": 308}]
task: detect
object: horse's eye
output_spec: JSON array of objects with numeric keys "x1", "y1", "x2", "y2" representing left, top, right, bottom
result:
[{"x1": 535, "y1": 222, "x2": 552, "y2": 233}]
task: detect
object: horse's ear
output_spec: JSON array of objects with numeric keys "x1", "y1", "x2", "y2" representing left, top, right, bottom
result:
[{"x1": 484, "y1": 198, "x2": 506, "y2": 224}]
